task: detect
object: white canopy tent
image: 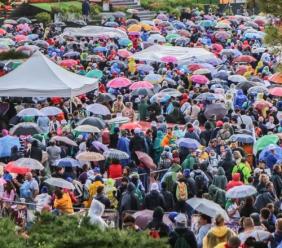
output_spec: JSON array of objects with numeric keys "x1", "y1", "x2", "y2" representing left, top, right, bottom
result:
[
  {"x1": 131, "y1": 44, "x2": 217, "y2": 64},
  {"x1": 63, "y1": 26, "x2": 128, "y2": 39},
  {"x1": 0, "y1": 51, "x2": 98, "y2": 97}
]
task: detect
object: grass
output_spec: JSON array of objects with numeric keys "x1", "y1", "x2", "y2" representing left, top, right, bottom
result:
[{"x1": 30, "y1": 1, "x2": 82, "y2": 12}]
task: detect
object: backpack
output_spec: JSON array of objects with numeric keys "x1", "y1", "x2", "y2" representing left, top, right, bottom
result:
[
  {"x1": 20, "y1": 181, "x2": 32, "y2": 200},
  {"x1": 194, "y1": 172, "x2": 206, "y2": 194},
  {"x1": 81, "y1": 185, "x2": 90, "y2": 201},
  {"x1": 176, "y1": 182, "x2": 188, "y2": 201},
  {"x1": 149, "y1": 229, "x2": 160, "y2": 239},
  {"x1": 174, "y1": 231, "x2": 190, "y2": 248}
]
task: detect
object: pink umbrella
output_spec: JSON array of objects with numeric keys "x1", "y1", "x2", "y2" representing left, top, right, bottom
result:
[
  {"x1": 14, "y1": 34, "x2": 28, "y2": 42},
  {"x1": 129, "y1": 81, "x2": 154, "y2": 90},
  {"x1": 16, "y1": 23, "x2": 31, "y2": 33},
  {"x1": 161, "y1": 56, "x2": 178, "y2": 64},
  {"x1": 60, "y1": 59, "x2": 78, "y2": 68},
  {"x1": 135, "y1": 151, "x2": 156, "y2": 169},
  {"x1": 269, "y1": 87, "x2": 282, "y2": 97},
  {"x1": 117, "y1": 49, "x2": 132, "y2": 58},
  {"x1": 107, "y1": 77, "x2": 132, "y2": 88},
  {"x1": 190, "y1": 75, "x2": 209, "y2": 84},
  {"x1": 0, "y1": 29, "x2": 6, "y2": 36}
]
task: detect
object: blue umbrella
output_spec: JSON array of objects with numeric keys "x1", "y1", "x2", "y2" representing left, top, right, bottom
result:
[
  {"x1": 229, "y1": 134, "x2": 254, "y2": 144},
  {"x1": 199, "y1": 20, "x2": 215, "y2": 28},
  {"x1": 118, "y1": 38, "x2": 132, "y2": 47},
  {"x1": 0, "y1": 135, "x2": 20, "y2": 158},
  {"x1": 259, "y1": 145, "x2": 282, "y2": 161},
  {"x1": 28, "y1": 34, "x2": 39, "y2": 41},
  {"x1": 244, "y1": 32, "x2": 264, "y2": 40},
  {"x1": 172, "y1": 20, "x2": 186, "y2": 30},
  {"x1": 150, "y1": 93, "x2": 171, "y2": 103},
  {"x1": 55, "y1": 157, "x2": 81, "y2": 168},
  {"x1": 64, "y1": 51, "x2": 80, "y2": 58},
  {"x1": 176, "y1": 138, "x2": 200, "y2": 149},
  {"x1": 137, "y1": 64, "x2": 154, "y2": 73},
  {"x1": 93, "y1": 47, "x2": 108, "y2": 53}
]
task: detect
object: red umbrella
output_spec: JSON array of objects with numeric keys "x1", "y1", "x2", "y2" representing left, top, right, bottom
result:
[
  {"x1": 211, "y1": 43, "x2": 223, "y2": 53},
  {"x1": 117, "y1": 49, "x2": 132, "y2": 58},
  {"x1": 60, "y1": 59, "x2": 78, "y2": 68},
  {"x1": 254, "y1": 100, "x2": 273, "y2": 110},
  {"x1": 0, "y1": 28, "x2": 6, "y2": 36},
  {"x1": 129, "y1": 81, "x2": 154, "y2": 90},
  {"x1": 120, "y1": 122, "x2": 142, "y2": 130},
  {"x1": 161, "y1": 56, "x2": 178, "y2": 63},
  {"x1": 5, "y1": 162, "x2": 30, "y2": 174},
  {"x1": 14, "y1": 34, "x2": 28, "y2": 43},
  {"x1": 107, "y1": 77, "x2": 132, "y2": 88},
  {"x1": 269, "y1": 73, "x2": 282, "y2": 84},
  {"x1": 233, "y1": 55, "x2": 256, "y2": 63},
  {"x1": 135, "y1": 151, "x2": 157, "y2": 170},
  {"x1": 269, "y1": 87, "x2": 282, "y2": 97},
  {"x1": 188, "y1": 64, "x2": 203, "y2": 72}
]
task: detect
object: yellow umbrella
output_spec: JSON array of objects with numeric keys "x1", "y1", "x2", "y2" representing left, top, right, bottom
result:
[
  {"x1": 127, "y1": 24, "x2": 142, "y2": 32},
  {"x1": 140, "y1": 23, "x2": 152, "y2": 31}
]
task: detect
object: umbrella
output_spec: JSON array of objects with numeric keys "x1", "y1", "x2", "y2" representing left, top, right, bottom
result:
[
  {"x1": 118, "y1": 38, "x2": 132, "y2": 47},
  {"x1": 0, "y1": 29, "x2": 6, "y2": 36},
  {"x1": 150, "y1": 93, "x2": 171, "y2": 103},
  {"x1": 254, "y1": 100, "x2": 272, "y2": 110},
  {"x1": 157, "y1": 13, "x2": 168, "y2": 21},
  {"x1": 78, "y1": 117, "x2": 106, "y2": 129},
  {"x1": 27, "y1": 34, "x2": 39, "y2": 41},
  {"x1": 55, "y1": 157, "x2": 81, "y2": 168},
  {"x1": 104, "y1": 21, "x2": 119, "y2": 28},
  {"x1": 13, "y1": 158, "x2": 44, "y2": 170},
  {"x1": 74, "y1": 125, "x2": 101, "y2": 133},
  {"x1": 45, "y1": 177, "x2": 74, "y2": 190},
  {"x1": 4, "y1": 19, "x2": 17, "y2": 25},
  {"x1": 5, "y1": 162, "x2": 30, "y2": 174},
  {"x1": 14, "y1": 34, "x2": 28, "y2": 42},
  {"x1": 129, "y1": 81, "x2": 154, "y2": 90},
  {"x1": 117, "y1": 49, "x2": 132, "y2": 58},
  {"x1": 172, "y1": 20, "x2": 186, "y2": 29},
  {"x1": 254, "y1": 134, "x2": 279, "y2": 154},
  {"x1": 269, "y1": 73, "x2": 282, "y2": 84},
  {"x1": 76, "y1": 152, "x2": 105, "y2": 162},
  {"x1": 175, "y1": 37, "x2": 190, "y2": 46},
  {"x1": 50, "y1": 136, "x2": 78, "y2": 147},
  {"x1": 248, "y1": 86, "x2": 268, "y2": 95},
  {"x1": 159, "y1": 88, "x2": 182, "y2": 97},
  {"x1": 17, "y1": 108, "x2": 43, "y2": 117},
  {"x1": 10, "y1": 122, "x2": 42, "y2": 136},
  {"x1": 103, "y1": 149, "x2": 129, "y2": 160},
  {"x1": 165, "y1": 33, "x2": 181, "y2": 42},
  {"x1": 190, "y1": 75, "x2": 209, "y2": 84},
  {"x1": 204, "y1": 103, "x2": 227, "y2": 120},
  {"x1": 86, "y1": 103, "x2": 111, "y2": 116},
  {"x1": 96, "y1": 93, "x2": 116, "y2": 103},
  {"x1": 113, "y1": 11, "x2": 126, "y2": 18},
  {"x1": 107, "y1": 116, "x2": 130, "y2": 125},
  {"x1": 107, "y1": 77, "x2": 132, "y2": 88},
  {"x1": 93, "y1": 46, "x2": 108, "y2": 53},
  {"x1": 199, "y1": 20, "x2": 215, "y2": 27},
  {"x1": 233, "y1": 55, "x2": 256, "y2": 63},
  {"x1": 120, "y1": 122, "x2": 142, "y2": 130},
  {"x1": 195, "y1": 93, "x2": 217, "y2": 102},
  {"x1": 135, "y1": 151, "x2": 156, "y2": 169},
  {"x1": 214, "y1": 31, "x2": 231, "y2": 41},
  {"x1": 237, "y1": 81, "x2": 260, "y2": 92},
  {"x1": 215, "y1": 22, "x2": 231, "y2": 29},
  {"x1": 176, "y1": 138, "x2": 200, "y2": 149},
  {"x1": 127, "y1": 24, "x2": 142, "y2": 32},
  {"x1": 126, "y1": 18, "x2": 139, "y2": 25},
  {"x1": 147, "y1": 34, "x2": 166, "y2": 43},
  {"x1": 161, "y1": 56, "x2": 178, "y2": 64},
  {"x1": 259, "y1": 144, "x2": 282, "y2": 161},
  {"x1": 40, "y1": 106, "x2": 62, "y2": 116},
  {"x1": 228, "y1": 75, "x2": 247, "y2": 84},
  {"x1": 63, "y1": 51, "x2": 80, "y2": 58},
  {"x1": 220, "y1": 49, "x2": 242, "y2": 57},
  {"x1": 17, "y1": 17, "x2": 31, "y2": 24},
  {"x1": 144, "y1": 74, "x2": 163, "y2": 84},
  {"x1": 133, "y1": 209, "x2": 172, "y2": 229},
  {"x1": 193, "y1": 68, "x2": 211, "y2": 75},
  {"x1": 0, "y1": 38, "x2": 15, "y2": 46},
  {"x1": 59, "y1": 59, "x2": 78, "y2": 68},
  {"x1": 214, "y1": 70, "x2": 229, "y2": 80},
  {"x1": 137, "y1": 64, "x2": 154, "y2": 73},
  {"x1": 229, "y1": 134, "x2": 254, "y2": 144},
  {"x1": 226, "y1": 185, "x2": 257, "y2": 199},
  {"x1": 0, "y1": 135, "x2": 20, "y2": 158},
  {"x1": 244, "y1": 32, "x2": 264, "y2": 39},
  {"x1": 269, "y1": 87, "x2": 282, "y2": 97},
  {"x1": 92, "y1": 141, "x2": 108, "y2": 153},
  {"x1": 187, "y1": 197, "x2": 229, "y2": 221}
]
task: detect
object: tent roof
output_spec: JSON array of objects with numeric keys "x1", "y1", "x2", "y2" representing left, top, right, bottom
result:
[
  {"x1": 0, "y1": 50, "x2": 98, "y2": 97},
  {"x1": 131, "y1": 44, "x2": 217, "y2": 64}
]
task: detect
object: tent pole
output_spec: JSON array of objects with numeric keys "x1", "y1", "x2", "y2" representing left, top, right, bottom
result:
[{"x1": 70, "y1": 98, "x2": 73, "y2": 114}]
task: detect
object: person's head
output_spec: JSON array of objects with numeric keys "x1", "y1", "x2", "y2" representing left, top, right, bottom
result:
[
  {"x1": 266, "y1": 182, "x2": 274, "y2": 192},
  {"x1": 274, "y1": 164, "x2": 282, "y2": 174},
  {"x1": 260, "y1": 208, "x2": 270, "y2": 221},
  {"x1": 54, "y1": 188, "x2": 63, "y2": 199},
  {"x1": 175, "y1": 213, "x2": 187, "y2": 228},
  {"x1": 259, "y1": 173, "x2": 269, "y2": 184},
  {"x1": 96, "y1": 185, "x2": 104, "y2": 195},
  {"x1": 167, "y1": 127, "x2": 172, "y2": 135},
  {"x1": 123, "y1": 214, "x2": 136, "y2": 229},
  {"x1": 25, "y1": 172, "x2": 32, "y2": 181},
  {"x1": 215, "y1": 214, "x2": 225, "y2": 226},
  {"x1": 199, "y1": 214, "x2": 211, "y2": 226},
  {"x1": 275, "y1": 218, "x2": 282, "y2": 232},
  {"x1": 121, "y1": 177, "x2": 129, "y2": 187},
  {"x1": 250, "y1": 213, "x2": 261, "y2": 226},
  {"x1": 244, "y1": 197, "x2": 254, "y2": 207},
  {"x1": 266, "y1": 203, "x2": 274, "y2": 213},
  {"x1": 233, "y1": 150, "x2": 241, "y2": 160},
  {"x1": 111, "y1": 158, "x2": 120, "y2": 165},
  {"x1": 243, "y1": 217, "x2": 254, "y2": 230},
  {"x1": 227, "y1": 236, "x2": 241, "y2": 248},
  {"x1": 161, "y1": 181, "x2": 167, "y2": 191},
  {"x1": 153, "y1": 207, "x2": 164, "y2": 221}
]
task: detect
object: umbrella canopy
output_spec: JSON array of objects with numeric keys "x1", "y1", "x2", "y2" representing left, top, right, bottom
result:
[
  {"x1": 78, "y1": 117, "x2": 106, "y2": 129},
  {"x1": 150, "y1": 93, "x2": 171, "y2": 103},
  {"x1": 13, "y1": 158, "x2": 44, "y2": 170},
  {"x1": 120, "y1": 122, "x2": 142, "y2": 130},
  {"x1": 76, "y1": 152, "x2": 105, "y2": 162},
  {"x1": 107, "y1": 116, "x2": 130, "y2": 125},
  {"x1": 147, "y1": 34, "x2": 166, "y2": 43},
  {"x1": 137, "y1": 64, "x2": 154, "y2": 73},
  {"x1": 118, "y1": 38, "x2": 132, "y2": 47},
  {"x1": 228, "y1": 75, "x2": 247, "y2": 84},
  {"x1": 229, "y1": 134, "x2": 254, "y2": 144},
  {"x1": 131, "y1": 88, "x2": 154, "y2": 97},
  {"x1": 55, "y1": 157, "x2": 81, "y2": 168},
  {"x1": 269, "y1": 73, "x2": 282, "y2": 84},
  {"x1": 161, "y1": 55, "x2": 178, "y2": 64},
  {"x1": 5, "y1": 162, "x2": 31, "y2": 174},
  {"x1": 10, "y1": 122, "x2": 42, "y2": 136},
  {"x1": 0, "y1": 135, "x2": 20, "y2": 158},
  {"x1": 86, "y1": 69, "x2": 103, "y2": 79},
  {"x1": 86, "y1": 103, "x2": 111, "y2": 116},
  {"x1": 117, "y1": 49, "x2": 132, "y2": 58},
  {"x1": 187, "y1": 197, "x2": 229, "y2": 221},
  {"x1": 226, "y1": 185, "x2": 257, "y2": 199},
  {"x1": 92, "y1": 141, "x2": 108, "y2": 153},
  {"x1": 103, "y1": 149, "x2": 129, "y2": 160},
  {"x1": 17, "y1": 108, "x2": 43, "y2": 117},
  {"x1": 74, "y1": 125, "x2": 101, "y2": 133},
  {"x1": 50, "y1": 136, "x2": 78, "y2": 146},
  {"x1": 254, "y1": 134, "x2": 279, "y2": 154},
  {"x1": 233, "y1": 55, "x2": 256, "y2": 63},
  {"x1": 176, "y1": 138, "x2": 200, "y2": 149},
  {"x1": 96, "y1": 93, "x2": 116, "y2": 103},
  {"x1": 107, "y1": 77, "x2": 132, "y2": 88},
  {"x1": 259, "y1": 145, "x2": 282, "y2": 162},
  {"x1": 159, "y1": 88, "x2": 182, "y2": 97},
  {"x1": 59, "y1": 59, "x2": 78, "y2": 68},
  {"x1": 129, "y1": 81, "x2": 154, "y2": 90},
  {"x1": 269, "y1": 87, "x2": 282, "y2": 97},
  {"x1": 254, "y1": 100, "x2": 272, "y2": 110},
  {"x1": 247, "y1": 86, "x2": 268, "y2": 95},
  {"x1": 135, "y1": 151, "x2": 156, "y2": 169},
  {"x1": 45, "y1": 177, "x2": 74, "y2": 190},
  {"x1": 40, "y1": 106, "x2": 62, "y2": 116},
  {"x1": 195, "y1": 93, "x2": 217, "y2": 102},
  {"x1": 190, "y1": 75, "x2": 209, "y2": 84},
  {"x1": 204, "y1": 103, "x2": 227, "y2": 120},
  {"x1": 144, "y1": 73, "x2": 163, "y2": 84}
]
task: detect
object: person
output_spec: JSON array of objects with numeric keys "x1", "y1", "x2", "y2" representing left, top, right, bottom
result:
[
  {"x1": 54, "y1": 188, "x2": 74, "y2": 214},
  {"x1": 129, "y1": 128, "x2": 146, "y2": 163},
  {"x1": 123, "y1": 215, "x2": 140, "y2": 231},
  {"x1": 240, "y1": 197, "x2": 258, "y2": 218},
  {"x1": 87, "y1": 176, "x2": 104, "y2": 208},
  {"x1": 112, "y1": 95, "x2": 125, "y2": 114},
  {"x1": 138, "y1": 98, "x2": 148, "y2": 121},
  {"x1": 108, "y1": 158, "x2": 123, "y2": 179},
  {"x1": 82, "y1": 0, "x2": 90, "y2": 22},
  {"x1": 160, "y1": 181, "x2": 174, "y2": 211},
  {"x1": 271, "y1": 164, "x2": 282, "y2": 198},
  {"x1": 226, "y1": 173, "x2": 244, "y2": 190},
  {"x1": 122, "y1": 102, "x2": 136, "y2": 122},
  {"x1": 260, "y1": 207, "x2": 275, "y2": 233},
  {"x1": 232, "y1": 157, "x2": 251, "y2": 184},
  {"x1": 120, "y1": 182, "x2": 139, "y2": 213},
  {"x1": 270, "y1": 218, "x2": 282, "y2": 248},
  {"x1": 37, "y1": 115, "x2": 50, "y2": 133},
  {"x1": 212, "y1": 167, "x2": 227, "y2": 190},
  {"x1": 34, "y1": 186, "x2": 51, "y2": 213},
  {"x1": 46, "y1": 141, "x2": 61, "y2": 167},
  {"x1": 169, "y1": 213, "x2": 197, "y2": 248},
  {"x1": 254, "y1": 182, "x2": 276, "y2": 212},
  {"x1": 20, "y1": 172, "x2": 39, "y2": 203},
  {"x1": 88, "y1": 199, "x2": 108, "y2": 230},
  {"x1": 94, "y1": 185, "x2": 111, "y2": 209},
  {"x1": 26, "y1": 140, "x2": 42, "y2": 162},
  {"x1": 144, "y1": 182, "x2": 165, "y2": 210},
  {"x1": 203, "y1": 214, "x2": 235, "y2": 248},
  {"x1": 196, "y1": 214, "x2": 212, "y2": 248}
]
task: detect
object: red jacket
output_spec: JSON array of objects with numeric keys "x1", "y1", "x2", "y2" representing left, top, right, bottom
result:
[
  {"x1": 226, "y1": 173, "x2": 244, "y2": 191},
  {"x1": 108, "y1": 164, "x2": 122, "y2": 179}
]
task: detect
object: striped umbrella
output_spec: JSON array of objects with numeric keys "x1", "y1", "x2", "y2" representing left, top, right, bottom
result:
[{"x1": 103, "y1": 149, "x2": 129, "y2": 160}]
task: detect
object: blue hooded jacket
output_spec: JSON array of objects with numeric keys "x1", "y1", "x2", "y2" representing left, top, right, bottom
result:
[{"x1": 234, "y1": 89, "x2": 247, "y2": 109}]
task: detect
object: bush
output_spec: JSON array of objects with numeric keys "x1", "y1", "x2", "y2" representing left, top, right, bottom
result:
[
  {"x1": 35, "y1": 12, "x2": 51, "y2": 25},
  {"x1": 0, "y1": 50, "x2": 29, "y2": 60}
]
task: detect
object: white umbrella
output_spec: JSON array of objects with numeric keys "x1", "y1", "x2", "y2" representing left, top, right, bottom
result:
[
  {"x1": 107, "y1": 116, "x2": 130, "y2": 125},
  {"x1": 40, "y1": 106, "x2": 62, "y2": 116},
  {"x1": 17, "y1": 108, "x2": 43, "y2": 117},
  {"x1": 228, "y1": 75, "x2": 247, "y2": 84},
  {"x1": 86, "y1": 103, "x2": 111, "y2": 116},
  {"x1": 187, "y1": 197, "x2": 229, "y2": 221},
  {"x1": 76, "y1": 151, "x2": 105, "y2": 162},
  {"x1": 45, "y1": 177, "x2": 74, "y2": 190},
  {"x1": 226, "y1": 185, "x2": 257, "y2": 199},
  {"x1": 103, "y1": 149, "x2": 129, "y2": 160},
  {"x1": 74, "y1": 125, "x2": 101, "y2": 133},
  {"x1": 50, "y1": 136, "x2": 78, "y2": 147},
  {"x1": 14, "y1": 158, "x2": 44, "y2": 170}
]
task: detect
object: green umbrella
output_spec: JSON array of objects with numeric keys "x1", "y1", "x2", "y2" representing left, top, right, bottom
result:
[
  {"x1": 254, "y1": 134, "x2": 279, "y2": 154},
  {"x1": 86, "y1": 69, "x2": 103, "y2": 79},
  {"x1": 165, "y1": 33, "x2": 181, "y2": 42}
]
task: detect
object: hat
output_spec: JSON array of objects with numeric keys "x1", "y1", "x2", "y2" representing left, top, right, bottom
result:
[
  {"x1": 183, "y1": 169, "x2": 190, "y2": 178},
  {"x1": 175, "y1": 213, "x2": 187, "y2": 227},
  {"x1": 134, "y1": 128, "x2": 141, "y2": 134},
  {"x1": 168, "y1": 212, "x2": 178, "y2": 223},
  {"x1": 150, "y1": 182, "x2": 159, "y2": 191},
  {"x1": 216, "y1": 120, "x2": 224, "y2": 127}
]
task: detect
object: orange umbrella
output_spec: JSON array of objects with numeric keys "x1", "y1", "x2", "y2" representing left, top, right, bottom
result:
[
  {"x1": 120, "y1": 122, "x2": 142, "y2": 130},
  {"x1": 269, "y1": 73, "x2": 282, "y2": 84},
  {"x1": 127, "y1": 24, "x2": 142, "y2": 32}
]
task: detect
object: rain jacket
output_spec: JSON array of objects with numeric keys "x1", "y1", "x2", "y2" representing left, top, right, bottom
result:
[
  {"x1": 232, "y1": 162, "x2": 251, "y2": 184},
  {"x1": 226, "y1": 173, "x2": 244, "y2": 190},
  {"x1": 212, "y1": 167, "x2": 227, "y2": 190},
  {"x1": 87, "y1": 180, "x2": 104, "y2": 208},
  {"x1": 208, "y1": 185, "x2": 226, "y2": 208},
  {"x1": 88, "y1": 199, "x2": 108, "y2": 230},
  {"x1": 153, "y1": 130, "x2": 164, "y2": 164},
  {"x1": 54, "y1": 192, "x2": 74, "y2": 214},
  {"x1": 234, "y1": 89, "x2": 247, "y2": 109}
]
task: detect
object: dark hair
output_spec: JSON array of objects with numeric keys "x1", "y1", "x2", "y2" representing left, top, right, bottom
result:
[
  {"x1": 54, "y1": 189, "x2": 63, "y2": 199},
  {"x1": 200, "y1": 214, "x2": 211, "y2": 224},
  {"x1": 123, "y1": 214, "x2": 135, "y2": 224},
  {"x1": 96, "y1": 185, "x2": 104, "y2": 194},
  {"x1": 112, "y1": 158, "x2": 120, "y2": 164},
  {"x1": 161, "y1": 181, "x2": 167, "y2": 190},
  {"x1": 228, "y1": 236, "x2": 241, "y2": 247},
  {"x1": 260, "y1": 208, "x2": 270, "y2": 220}
]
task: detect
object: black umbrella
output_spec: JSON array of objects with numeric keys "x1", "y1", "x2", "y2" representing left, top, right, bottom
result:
[
  {"x1": 78, "y1": 117, "x2": 106, "y2": 129},
  {"x1": 96, "y1": 93, "x2": 116, "y2": 103},
  {"x1": 10, "y1": 122, "x2": 42, "y2": 136},
  {"x1": 204, "y1": 103, "x2": 227, "y2": 120}
]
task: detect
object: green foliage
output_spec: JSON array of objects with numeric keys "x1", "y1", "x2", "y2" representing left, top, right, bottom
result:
[
  {"x1": 35, "y1": 12, "x2": 51, "y2": 25},
  {"x1": 257, "y1": 0, "x2": 282, "y2": 18},
  {"x1": 90, "y1": 4, "x2": 102, "y2": 16},
  {"x1": 0, "y1": 50, "x2": 29, "y2": 60},
  {"x1": 0, "y1": 215, "x2": 169, "y2": 248}
]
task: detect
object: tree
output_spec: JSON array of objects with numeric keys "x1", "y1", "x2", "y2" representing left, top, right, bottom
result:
[{"x1": 35, "y1": 12, "x2": 52, "y2": 26}]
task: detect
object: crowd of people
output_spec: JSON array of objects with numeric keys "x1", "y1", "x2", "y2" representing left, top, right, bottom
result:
[{"x1": 0, "y1": 6, "x2": 282, "y2": 248}]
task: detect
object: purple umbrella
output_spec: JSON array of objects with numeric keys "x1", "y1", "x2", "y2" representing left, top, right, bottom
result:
[
  {"x1": 92, "y1": 141, "x2": 108, "y2": 153},
  {"x1": 176, "y1": 138, "x2": 200, "y2": 149}
]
